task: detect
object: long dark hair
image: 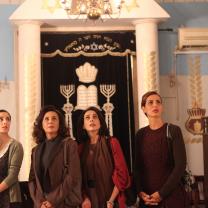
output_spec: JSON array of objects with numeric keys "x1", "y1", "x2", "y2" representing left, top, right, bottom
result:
[
  {"x1": 0, "y1": 109, "x2": 11, "y2": 121},
  {"x1": 77, "y1": 106, "x2": 109, "y2": 143},
  {"x1": 32, "y1": 105, "x2": 68, "y2": 144}
]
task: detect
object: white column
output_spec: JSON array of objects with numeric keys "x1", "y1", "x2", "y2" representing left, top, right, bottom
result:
[
  {"x1": 16, "y1": 21, "x2": 42, "y2": 181},
  {"x1": 134, "y1": 19, "x2": 160, "y2": 128}
]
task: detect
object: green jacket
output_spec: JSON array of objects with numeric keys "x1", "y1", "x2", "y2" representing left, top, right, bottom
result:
[{"x1": 3, "y1": 138, "x2": 24, "y2": 203}]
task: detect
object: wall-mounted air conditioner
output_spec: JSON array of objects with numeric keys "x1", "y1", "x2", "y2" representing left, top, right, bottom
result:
[{"x1": 178, "y1": 28, "x2": 208, "y2": 50}]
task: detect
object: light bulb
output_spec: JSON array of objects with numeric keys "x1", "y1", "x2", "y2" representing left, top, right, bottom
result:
[{"x1": 48, "y1": 0, "x2": 57, "y2": 7}]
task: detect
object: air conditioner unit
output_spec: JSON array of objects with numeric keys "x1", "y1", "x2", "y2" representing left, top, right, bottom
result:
[{"x1": 178, "y1": 28, "x2": 208, "y2": 50}]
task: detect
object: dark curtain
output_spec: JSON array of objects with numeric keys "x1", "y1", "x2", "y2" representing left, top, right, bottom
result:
[{"x1": 41, "y1": 32, "x2": 135, "y2": 170}]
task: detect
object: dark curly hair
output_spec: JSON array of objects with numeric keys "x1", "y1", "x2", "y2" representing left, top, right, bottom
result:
[
  {"x1": 77, "y1": 106, "x2": 109, "y2": 143},
  {"x1": 0, "y1": 109, "x2": 11, "y2": 121},
  {"x1": 32, "y1": 105, "x2": 68, "y2": 144}
]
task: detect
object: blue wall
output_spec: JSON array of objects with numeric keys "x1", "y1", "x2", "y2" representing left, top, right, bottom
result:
[
  {"x1": 0, "y1": 5, "x2": 18, "y2": 81},
  {"x1": 158, "y1": 3, "x2": 208, "y2": 75},
  {"x1": 1, "y1": 3, "x2": 208, "y2": 79}
]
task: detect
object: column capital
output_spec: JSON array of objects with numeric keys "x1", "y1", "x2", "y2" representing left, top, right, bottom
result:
[
  {"x1": 133, "y1": 18, "x2": 164, "y2": 26},
  {"x1": 11, "y1": 20, "x2": 43, "y2": 27}
]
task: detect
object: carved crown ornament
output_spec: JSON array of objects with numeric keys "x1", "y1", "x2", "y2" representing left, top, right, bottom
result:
[{"x1": 60, "y1": 62, "x2": 116, "y2": 137}]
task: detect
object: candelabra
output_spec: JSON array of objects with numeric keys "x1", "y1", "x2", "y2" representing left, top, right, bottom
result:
[
  {"x1": 100, "y1": 84, "x2": 116, "y2": 136},
  {"x1": 60, "y1": 84, "x2": 75, "y2": 139}
]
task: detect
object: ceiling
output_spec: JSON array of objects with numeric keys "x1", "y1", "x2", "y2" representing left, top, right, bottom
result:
[
  {"x1": 0, "y1": 0, "x2": 24, "y2": 3},
  {"x1": 3, "y1": 0, "x2": 208, "y2": 29},
  {"x1": 156, "y1": 0, "x2": 208, "y2": 2},
  {"x1": 9, "y1": 0, "x2": 170, "y2": 29},
  {"x1": 1, "y1": 0, "x2": 208, "y2": 5}
]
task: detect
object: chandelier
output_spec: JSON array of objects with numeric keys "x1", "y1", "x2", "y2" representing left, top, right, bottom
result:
[
  {"x1": 43, "y1": 0, "x2": 139, "y2": 21},
  {"x1": 59, "y1": 0, "x2": 125, "y2": 20}
]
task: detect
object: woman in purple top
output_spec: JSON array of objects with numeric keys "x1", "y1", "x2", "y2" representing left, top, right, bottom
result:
[{"x1": 134, "y1": 91, "x2": 188, "y2": 208}]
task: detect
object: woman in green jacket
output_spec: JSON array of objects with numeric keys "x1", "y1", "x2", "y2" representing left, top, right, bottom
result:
[{"x1": 0, "y1": 109, "x2": 24, "y2": 208}]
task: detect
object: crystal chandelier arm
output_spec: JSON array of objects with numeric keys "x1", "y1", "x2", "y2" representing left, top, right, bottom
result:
[{"x1": 58, "y1": 0, "x2": 127, "y2": 21}]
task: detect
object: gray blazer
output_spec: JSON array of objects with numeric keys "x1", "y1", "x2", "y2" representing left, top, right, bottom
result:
[
  {"x1": 3, "y1": 139, "x2": 24, "y2": 203},
  {"x1": 29, "y1": 137, "x2": 82, "y2": 208}
]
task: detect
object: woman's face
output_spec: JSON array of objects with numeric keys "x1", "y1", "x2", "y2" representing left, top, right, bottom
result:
[
  {"x1": 42, "y1": 111, "x2": 60, "y2": 139},
  {"x1": 83, "y1": 110, "x2": 101, "y2": 134},
  {"x1": 142, "y1": 94, "x2": 163, "y2": 118},
  {"x1": 0, "y1": 112, "x2": 11, "y2": 134}
]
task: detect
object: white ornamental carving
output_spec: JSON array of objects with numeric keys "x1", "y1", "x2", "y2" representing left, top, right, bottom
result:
[
  {"x1": 60, "y1": 63, "x2": 116, "y2": 139},
  {"x1": 75, "y1": 85, "x2": 100, "y2": 110},
  {"x1": 76, "y1": 62, "x2": 98, "y2": 83},
  {"x1": 60, "y1": 84, "x2": 75, "y2": 139},
  {"x1": 100, "y1": 84, "x2": 116, "y2": 136}
]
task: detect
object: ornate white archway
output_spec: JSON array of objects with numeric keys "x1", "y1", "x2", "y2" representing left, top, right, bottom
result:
[{"x1": 10, "y1": 0, "x2": 169, "y2": 180}]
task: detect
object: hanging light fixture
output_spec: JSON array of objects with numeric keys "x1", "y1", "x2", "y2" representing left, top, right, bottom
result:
[
  {"x1": 43, "y1": 0, "x2": 139, "y2": 21},
  {"x1": 0, "y1": 77, "x2": 9, "y2": 93},
  {"x1": 59, "y1": 0, "x2": 125, "y2": 21}
]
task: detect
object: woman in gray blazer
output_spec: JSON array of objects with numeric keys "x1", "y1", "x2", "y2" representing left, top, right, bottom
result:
[{"x1": 29, "y1": 105, "x2": 82, "y2": 208}]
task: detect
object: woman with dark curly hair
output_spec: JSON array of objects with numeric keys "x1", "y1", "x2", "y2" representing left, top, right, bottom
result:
[
  {"x1": 77, "y1": 106, "x2": 130, "y2": 208},
  {"x1": 29, "y1": 105, "x2": 82, "y2": 208}
]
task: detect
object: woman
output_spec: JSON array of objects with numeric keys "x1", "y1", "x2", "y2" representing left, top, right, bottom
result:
[
  {"x1": 77, "y1": 106, "x2": 130, "y2": 208},
  {"x1": 134, "y1": 91, "x2": 187, "y2": 208},
  {"x1": 0, "y1": 109, "x2": 24, "y2": 208},
  {"x1": 28, "y1": 105, "x2": 82, "y2": 208}
]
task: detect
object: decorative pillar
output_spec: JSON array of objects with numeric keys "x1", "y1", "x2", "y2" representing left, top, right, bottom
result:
[
  {"x1": 134, "y1": 19, "x2": 160, "y2": 128},
  {"x1": 16, "y1": 21, "x2": 42, "y2": 181}
]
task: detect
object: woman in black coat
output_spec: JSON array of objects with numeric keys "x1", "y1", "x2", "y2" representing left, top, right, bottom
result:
[{"x1": 134, "y1": 91, "x2": 188, "y2": 208}]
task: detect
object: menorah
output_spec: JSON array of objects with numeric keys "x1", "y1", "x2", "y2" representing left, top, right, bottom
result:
[
  {"x1": 60, "y1": 84, "x2": 75, "y2": 139},
  {"x1": 100, "y1": 84, "x2": 116, "y2": 136}
]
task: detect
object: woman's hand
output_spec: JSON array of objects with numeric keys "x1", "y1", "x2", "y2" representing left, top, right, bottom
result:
[
  {"x1": 106, "y1": 200, "x2": 114, "y2": 208},
  {"x1": 139, "y1": 191, "x2": 158, "y2": 206},
  {"x1": 139, "y1": 191, "x2": 151, "y2": 202},
  {"x1": 41, "y1": 201, "x2": 53, "y2": 208},
  {"x1": 82, "y1": 197, "x2": 91, "y2": 208},
  {"x1": 107, "y1": 185, "x2": 118, "y2": 208},
  {"x1": 149, "y1": 191, "x2": 162, "y2": 204}
]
